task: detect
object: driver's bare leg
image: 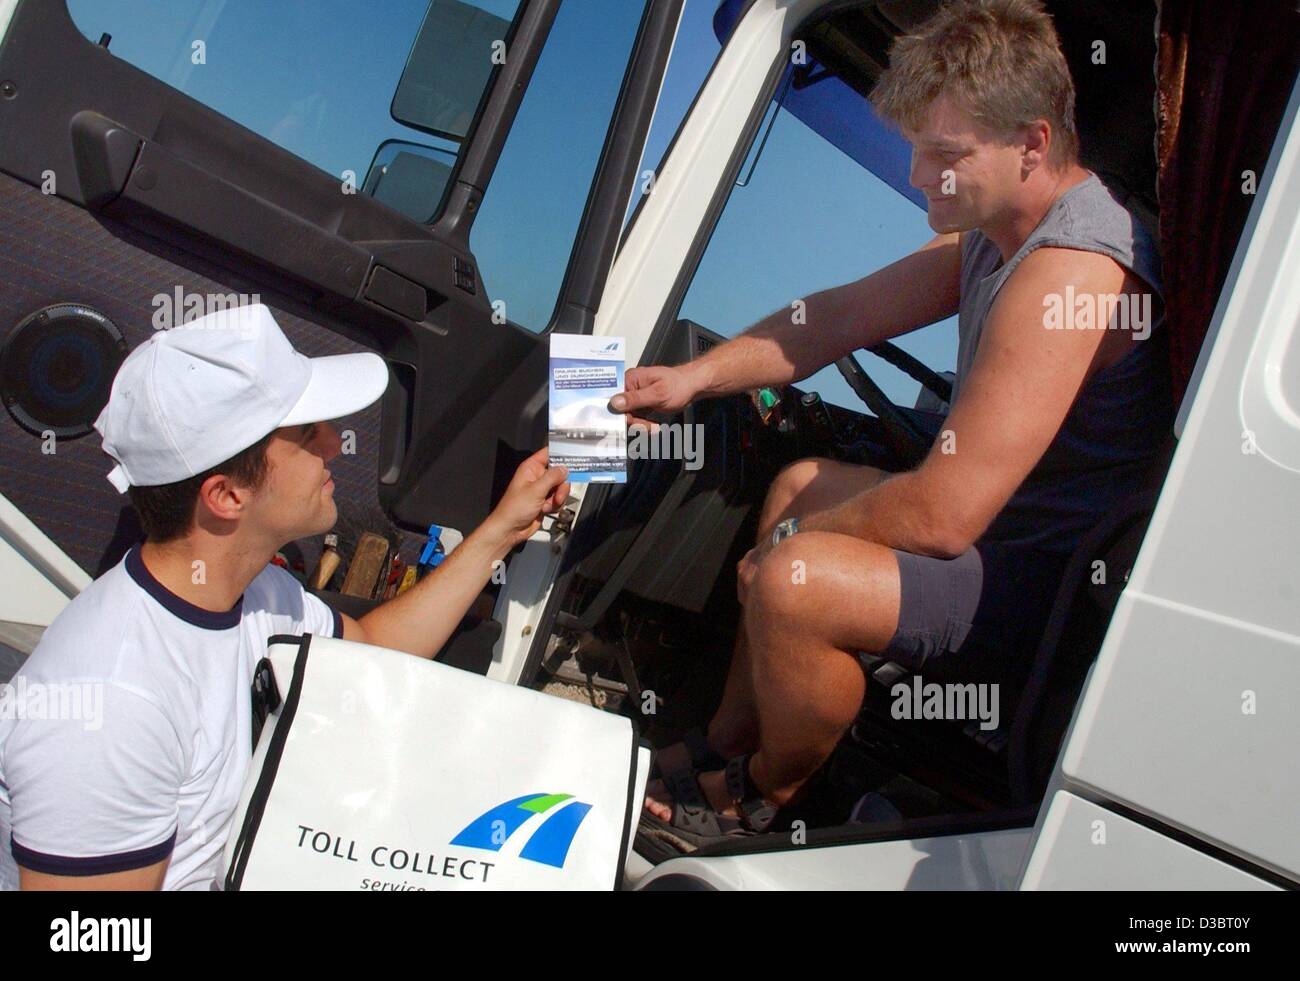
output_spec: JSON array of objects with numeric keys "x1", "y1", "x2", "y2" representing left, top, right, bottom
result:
[
  {"x1": 652, "y1": 459, "x2": 888, "y2": 776},
  {"x1": 646, "y1": 529, "x2": 901, "y2": 821},
  {"x1": 744, "y1": 532, "x2": 900, "y2": 804}
]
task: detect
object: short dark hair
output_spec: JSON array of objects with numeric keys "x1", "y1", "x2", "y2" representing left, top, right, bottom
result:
[
  {"x1": 128, "y1": 432, "x2": 273, "y2": 543},
  {"x1": 871, "y1": 0, "x2": 1079, "y2": 167}
]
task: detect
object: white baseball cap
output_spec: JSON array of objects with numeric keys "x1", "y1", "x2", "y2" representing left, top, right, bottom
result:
[{"x1": 94, "y1": 304, "x2": 389, "y2": 492}]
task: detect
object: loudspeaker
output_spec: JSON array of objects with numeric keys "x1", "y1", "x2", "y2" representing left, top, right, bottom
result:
[{"x1": 1, "y1": 304, "x2": 127, "y2": 439}]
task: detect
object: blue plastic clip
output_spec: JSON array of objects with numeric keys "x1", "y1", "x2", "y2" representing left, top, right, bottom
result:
[{"x1": 418, "y1": 523, "x2": 446, "y2": 574}]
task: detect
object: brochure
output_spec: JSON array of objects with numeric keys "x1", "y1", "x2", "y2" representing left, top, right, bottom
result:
[{"x1": 549, "y1": 334, "x2": 626, "y2": 483}]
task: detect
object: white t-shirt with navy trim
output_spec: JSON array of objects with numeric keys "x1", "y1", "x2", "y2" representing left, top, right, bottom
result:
[{"x1": 0, "y1": 545, "x2": 341, "y2": 890}]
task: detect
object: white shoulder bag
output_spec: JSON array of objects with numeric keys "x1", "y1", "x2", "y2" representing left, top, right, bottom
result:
[{"x1": 223, "y1": 632, "x2": 647, "y2": 891}]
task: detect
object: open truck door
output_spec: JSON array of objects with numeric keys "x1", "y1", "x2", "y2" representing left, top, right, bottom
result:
[
  {"x1": 1018, "y1": 71, "x2": 1300, "y2": 893},
  {"x1": 0, "y1": 0, "x2": 684, "y2": 649}
]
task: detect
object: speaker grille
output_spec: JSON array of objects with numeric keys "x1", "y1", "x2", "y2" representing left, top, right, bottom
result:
[{"x1": 1, "y1": 304, "x2": 128, "y2": 439}]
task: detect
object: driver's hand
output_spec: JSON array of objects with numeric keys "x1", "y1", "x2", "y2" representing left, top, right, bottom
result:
[
  {"x1": 608, "y1": 365, "x2": 696, "y2": 433},
  {"x1": 486, "y1": 447, "x2": 570, "y2": 549}
]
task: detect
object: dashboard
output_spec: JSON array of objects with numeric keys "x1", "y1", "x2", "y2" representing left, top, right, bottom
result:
[{"x1": 557, "y1": 318, "x2": 902, "y2": 620}]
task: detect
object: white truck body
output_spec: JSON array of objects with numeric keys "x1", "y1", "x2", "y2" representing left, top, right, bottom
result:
[{"x1": 1, "y1": 0, "x2": 1294, "y2": 890}]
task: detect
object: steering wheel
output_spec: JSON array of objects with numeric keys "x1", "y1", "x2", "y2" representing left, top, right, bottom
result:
[{"x1": 834, "y1": 342, "x2": 953, "y2": 468}]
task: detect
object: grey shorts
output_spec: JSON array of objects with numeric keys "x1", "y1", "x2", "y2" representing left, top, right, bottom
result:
[{"x1": 876, "y1": 541, "x2": 1069, "y2": 682}]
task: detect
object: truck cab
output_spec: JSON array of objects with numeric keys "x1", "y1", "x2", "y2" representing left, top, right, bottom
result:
[{"x1": 0, "y1": 0, "x2": 1296, "y2": 890}]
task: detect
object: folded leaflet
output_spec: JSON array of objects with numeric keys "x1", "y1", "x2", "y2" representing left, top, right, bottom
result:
[{"x1": 548, "y1": 335, "x2": 626, "y2": 483}]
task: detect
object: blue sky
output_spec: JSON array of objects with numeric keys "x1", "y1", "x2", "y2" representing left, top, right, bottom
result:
[
  {"x1": 643, "y1": 0, "x2": 958, "y2": 409},
  {"x1": 67, "y1": 0, "x2": 957, "y2": 411}
]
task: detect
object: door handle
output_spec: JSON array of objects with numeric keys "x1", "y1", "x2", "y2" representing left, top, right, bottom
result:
[{"x1": 72, "y1": 112, "x2": 371, "y2": 300}]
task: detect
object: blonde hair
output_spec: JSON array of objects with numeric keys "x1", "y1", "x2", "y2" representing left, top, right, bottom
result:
[{"x1": 870, "y1": 0, "x2": 1079, "y2": 166}]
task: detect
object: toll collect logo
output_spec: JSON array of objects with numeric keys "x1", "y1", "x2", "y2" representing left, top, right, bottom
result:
[
  {"x1": 288, "y1": 795, "x2": 595, "y2": 889},
  {"x1": 452, "y1": 793, "x2": 592, "y2": 869}
]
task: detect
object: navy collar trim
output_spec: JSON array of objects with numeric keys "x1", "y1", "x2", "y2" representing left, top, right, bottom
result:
[{"x1": 125, "y1": 544, "x2": 244, "y2": 631}]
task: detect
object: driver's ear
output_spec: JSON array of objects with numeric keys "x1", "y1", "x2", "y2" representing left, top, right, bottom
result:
[
  {"x1": 1021, "y1": 119, "x2": 1051, "y2": 175},
  {"x1": 197, "y1": 472, "x2": 247, "y2": 523}
]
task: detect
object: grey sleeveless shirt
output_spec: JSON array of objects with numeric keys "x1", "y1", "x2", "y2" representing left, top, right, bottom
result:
[{"x1": 955, "y1": 173, "x2": 1174, "y2": 557}]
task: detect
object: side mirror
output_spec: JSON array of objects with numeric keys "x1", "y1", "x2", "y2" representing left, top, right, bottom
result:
[
  {"x1": 390, "y1": 0, "x2": 519, "y2": 142},
  {"x1": 362, "y1": 140, "x2": 457, "y2": 224}
]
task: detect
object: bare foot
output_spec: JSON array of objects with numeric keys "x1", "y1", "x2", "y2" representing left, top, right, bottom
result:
[{"x1": 641, "y1": 738, "x2": 707, "y2": 822}]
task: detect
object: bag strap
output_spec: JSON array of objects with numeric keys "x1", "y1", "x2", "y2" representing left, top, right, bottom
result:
[
  {"x1": 225, "y1": 634, "x2": 313, "y2": 891},
  {"x1": 611, "y1": 722, "x2": 646, "y2": 891}
]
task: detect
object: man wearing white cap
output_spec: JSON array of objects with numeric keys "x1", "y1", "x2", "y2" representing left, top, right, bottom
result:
[{"x1": 0, "y1": 304, "x2": 569, "y2": 891}]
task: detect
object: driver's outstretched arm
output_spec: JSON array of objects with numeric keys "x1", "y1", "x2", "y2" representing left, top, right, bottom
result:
[{"x1": 684, "y1": 232, "x2": 961, "y2": 401}]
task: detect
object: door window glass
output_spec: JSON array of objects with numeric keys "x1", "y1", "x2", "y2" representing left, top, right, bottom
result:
[
  {"x1": 67, "y1": 0, "x2": 522, "y2": 223},
  {"x1": 677, "y1": 66, "x2": 958, "y2": 411},
  {"x1": 468, "y1": 0, "x2": 650, "y2": 332}
]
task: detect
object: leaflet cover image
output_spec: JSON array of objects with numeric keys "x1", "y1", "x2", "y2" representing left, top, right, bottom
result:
[{"x1": 549, "y1": 334, "x2": 626, "y2": 483}]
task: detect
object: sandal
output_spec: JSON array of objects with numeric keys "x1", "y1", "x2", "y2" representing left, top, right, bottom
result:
[{"x1": 644, "y1": 754, "x2": 781, "y2": 846}]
